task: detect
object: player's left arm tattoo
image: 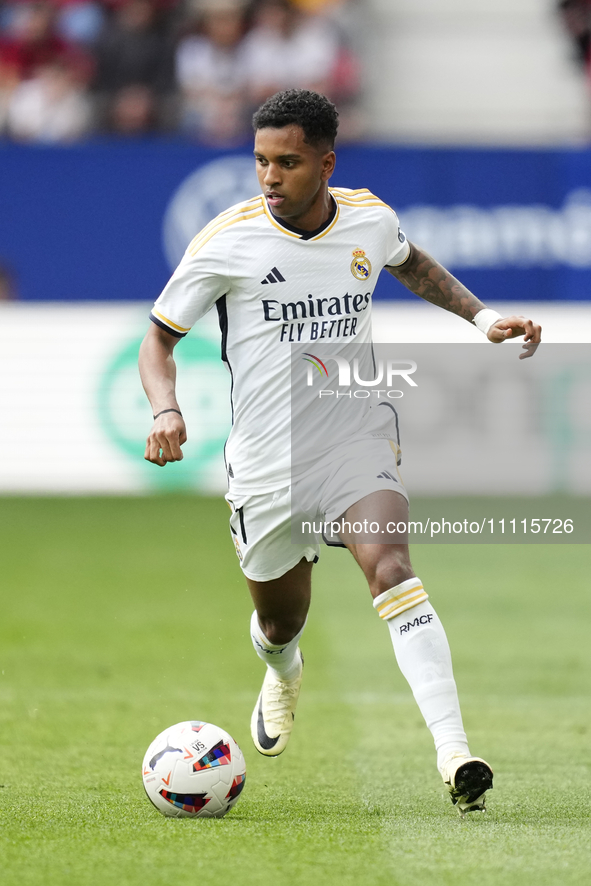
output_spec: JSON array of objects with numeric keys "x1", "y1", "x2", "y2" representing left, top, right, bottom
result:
[{"x1": 386, "y1": 242, "x2": 485, "y2": 322}]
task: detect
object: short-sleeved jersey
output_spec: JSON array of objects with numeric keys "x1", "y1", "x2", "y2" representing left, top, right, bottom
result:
[{"x1": 150, "y1": 187, "x2": 410, "y2": 494}]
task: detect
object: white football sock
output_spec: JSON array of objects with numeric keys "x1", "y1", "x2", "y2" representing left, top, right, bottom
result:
[
  {"x1": 250, "y1": 610, "x2": 305, "y2": 682},
  {"x1": 373, "y1": 578, "x2": 470, "y2": 771}
]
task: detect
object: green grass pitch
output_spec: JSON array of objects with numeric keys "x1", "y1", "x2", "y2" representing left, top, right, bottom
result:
[{"x1": 0, "y1": 496, "x2": 590, "y2": 886}]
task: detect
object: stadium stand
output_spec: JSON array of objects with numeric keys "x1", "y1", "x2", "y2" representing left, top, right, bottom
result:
[
  {"x1": 2, "y1": 0, "x2": 587, "y2": 144},
  {"x1": 0, "y1": 0, "x2": 361, "y2": 142}
]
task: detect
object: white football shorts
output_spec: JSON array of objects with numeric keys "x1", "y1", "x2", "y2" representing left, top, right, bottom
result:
[{"x1": 225, "y1": 433, "x2": 408, "y2": 582}]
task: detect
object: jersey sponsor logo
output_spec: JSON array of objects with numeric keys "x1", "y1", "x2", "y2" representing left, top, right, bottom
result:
[
  {"x1": 281, "y1": 317, "x2": 358, "y2": 342},
  {"x1": 399, "y1": 614, "x2": 433, "y2": 634},
  {"x1": 350, "y1": 248, "x2": 372, "y2": 280},
  {"x1": 262, "y1": 292, "x2": 371, "y2": 322},
  {"x1": 261, "y1": 267, "x2": 286, "y2": 284},
  {"x1": 261, "y1": 291, "x2": 371, "y2": 343}
]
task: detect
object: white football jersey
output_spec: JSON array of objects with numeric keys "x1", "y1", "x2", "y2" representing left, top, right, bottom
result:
[{"x1": 151, "y1": 187, "x2": 410, "y2": 493}]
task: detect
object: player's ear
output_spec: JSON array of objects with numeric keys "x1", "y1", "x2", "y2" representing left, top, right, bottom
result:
[{"x1": 321, "y1": 150, "x2": 336, "y2": 181}]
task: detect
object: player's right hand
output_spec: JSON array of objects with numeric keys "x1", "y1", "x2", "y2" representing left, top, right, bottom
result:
[{"x1": 144, "y1": 413, "x2": 187, "y2": 466}]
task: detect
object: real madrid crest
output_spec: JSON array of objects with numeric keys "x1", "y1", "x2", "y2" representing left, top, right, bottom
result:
[{"x1": 351, "y1": 248, "x2": 372, "y2": 281}]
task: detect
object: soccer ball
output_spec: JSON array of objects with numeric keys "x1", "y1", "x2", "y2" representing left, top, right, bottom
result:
[{"x1": 142, "y1": 720, "x2": 246, "y2": 818}]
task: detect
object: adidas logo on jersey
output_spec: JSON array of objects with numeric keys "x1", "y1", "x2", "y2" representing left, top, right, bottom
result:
[
  {"x1": 261, "y1": 267, "x2": 286, "y2": 284},
  {"x1": 377, "y1": 470, "x2": 398, "y2": 482}
]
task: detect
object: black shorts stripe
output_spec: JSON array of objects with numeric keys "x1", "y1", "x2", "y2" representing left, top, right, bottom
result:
[
  {"x1": 237, "y1": 507, "x2": 247, "y2": 545},
  {"x1": 377, "y1": 401, "x2": 401, "y2": 463},
  {"x1": 321, "y1": 530, "x2": 347, "y2": 549}
]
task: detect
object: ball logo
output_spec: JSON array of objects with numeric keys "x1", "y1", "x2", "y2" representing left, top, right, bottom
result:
[
  {"x1": 350, "y1": 248, "x2": 372, "y2": 280},
  {"x1": 193, "y1": 740, "x2": 232, "y2": 771}
]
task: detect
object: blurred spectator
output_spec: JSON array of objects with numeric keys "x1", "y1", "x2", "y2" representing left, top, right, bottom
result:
[
  {"x1": 241, "y1": 0, "x2": 340, "y2": 104},
  {"x1": 0, "y1": 52, "x2": 14, "y2": 132},
  {"x1": 6, "y1": 56, "x2": 92, "y2": 140},
  {"x1": 559, "y1": 0, "x2": 591, "y2": 65},
  {"x1": 109, "y1": 81, "x2": 155, "y2": 134},
  {"x1": 93, "y1": 0, "x2": 174, "y2": 134},
  {"x1": 290, "y1": 0, "x2": 346, "y2": 10},
  {"x1": 55, "y1": 0, "x2": 106, "y2": 46},
  {"x1": 0, "y1": 262, "x2": 17, "y2": 300},
  {"x1": 175, "y1": 0, "x2": 249, "y2": 144},
  {"x1": 0, "y1": 2, "x2": 91, "y2": 77},
  {"x1": 241, "y1": 0, "x2": 361, "y2": 138},
  {"x1": 0, "y1": 1, "x2": 94, "y2": 140},
  {"x1": 0, "y1": 0, "x2": 364, "y2": 142}
]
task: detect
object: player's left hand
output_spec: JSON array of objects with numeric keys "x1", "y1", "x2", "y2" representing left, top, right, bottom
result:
[{"x1": 487, "y1": 315, "x2": 542, "y2": 359}]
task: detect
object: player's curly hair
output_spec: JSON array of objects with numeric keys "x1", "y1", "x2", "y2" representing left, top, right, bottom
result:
[{"x1": 252, "y1": 89, "x2": 339, "y2": 149}]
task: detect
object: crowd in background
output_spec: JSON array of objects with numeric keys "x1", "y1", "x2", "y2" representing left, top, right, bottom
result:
[
  {"x1": 560, "y1": 0, "x2": 591, "y2": 74},
  {"x1": 0, "y1": 0, "x2": 362, "y2": 144}
]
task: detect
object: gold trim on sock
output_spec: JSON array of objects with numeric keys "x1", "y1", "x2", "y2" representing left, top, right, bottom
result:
[{"x1": 375, "y1": 585, "x2": 428, "y2": 620}]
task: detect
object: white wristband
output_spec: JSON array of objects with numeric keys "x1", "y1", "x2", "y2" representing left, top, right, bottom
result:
[{"x1": 473, "y1": 308, "x2": 502, "y2": 336}]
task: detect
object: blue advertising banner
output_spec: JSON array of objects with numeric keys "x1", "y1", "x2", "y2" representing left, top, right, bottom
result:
[{"x1": 1, "y1": 141, "x2": 591, "y2": 302}]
